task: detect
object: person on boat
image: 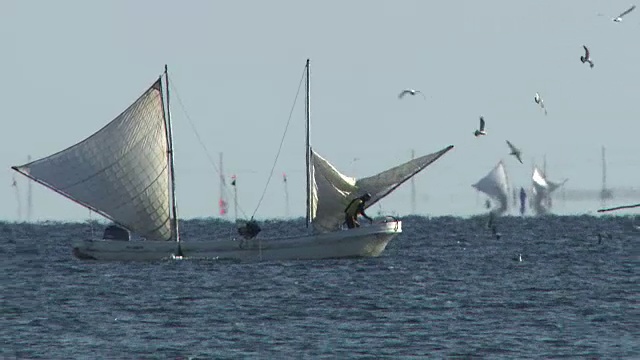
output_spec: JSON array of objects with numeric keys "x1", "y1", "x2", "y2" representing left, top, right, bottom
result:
[
  {"x1": 238, "y1": 218, "x2": 261, "y2": 239},
  {"x1": 344, "y1": 193, "x2": 373, "y2": 229}
]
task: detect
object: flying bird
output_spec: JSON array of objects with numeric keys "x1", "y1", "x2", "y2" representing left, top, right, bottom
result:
[
  {"x1": 534, "y1": 92, "x2": 548, "y2": 115},
  {"x1": 506, "y1": 140, "x2": 523, "y2": 164},
  {"x1": 580, "y1": 45, "x2": 594, "y2": 68},
  {"x1": 474, "y1": 116, "x2": 487, "y2": 137},
  {"x1": 398, "y1": 89, "x2": 426, "y2": 100},
  {"x1": 613, "y1": 5, "x2": 635, "y2": 22}
]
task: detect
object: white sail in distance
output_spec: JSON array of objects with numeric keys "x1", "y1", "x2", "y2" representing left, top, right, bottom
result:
[
  {"x1": 531, "y1": 167, "x2": 567, "y2": 215},
  {"x1": 472, "y1": 161, "x2": 510, "y2": 215}
]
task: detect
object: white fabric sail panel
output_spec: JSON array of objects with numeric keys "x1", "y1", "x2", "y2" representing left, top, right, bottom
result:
[
  {"x1": 309, "y1": 158, "x2": 319, "y2": 221},
  {"x1": 357, "y1": 146, "x2": 454, "y2": 205},
  {"x1": 532, "y1": 167, "x2": 549, "y2": 190},
  {"x1": 530, "y1": 167, "x2": 567, "y2": 215},
  {"x1": 13, "y1": 80, "x2": 173, "y2": 241},
  {"x1": 532, "y1": 167, "x2": 566, "y2": 194},
  {"x1": 472, "y1": 161, "x2": 510, "y2": 213},
  {"x1": 547, "y1": 180, "x2": 565, "y2": 193},
  {"x1": 310, "y1": 150, "x2": 357, "y2": 233},
  {"x1": 311, "y1": 145, "x2": 454, "y2": 233}
]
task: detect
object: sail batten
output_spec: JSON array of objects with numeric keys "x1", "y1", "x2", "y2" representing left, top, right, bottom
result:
[{"x1": 11, "y1": 79, "x2": 173, "y2": 241}]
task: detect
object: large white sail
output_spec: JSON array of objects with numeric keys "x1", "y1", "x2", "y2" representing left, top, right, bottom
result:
[
  {"x1": 472, "y1": 161, "x2": 510, "y2": 214},
  {"x1": 310, "y1": 145, "x2": 454, "y2": 233},
  {"x1": 12, "y1": 80, "x2": 174, "y2": 241}
]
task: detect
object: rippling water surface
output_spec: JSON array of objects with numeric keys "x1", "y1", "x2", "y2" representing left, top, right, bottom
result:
[{"x1": 1, "y1": 215, "x2": 638, "y2": 359}]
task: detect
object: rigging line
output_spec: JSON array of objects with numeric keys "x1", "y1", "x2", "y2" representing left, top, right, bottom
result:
[
  {"x1": 167, "y1": 79, "x2": 249, "y2": 220},
  {"x1": 251, "y1": 65, "x2": 306, "y2": 219}
]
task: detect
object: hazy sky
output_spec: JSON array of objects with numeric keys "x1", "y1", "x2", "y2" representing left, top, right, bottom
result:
[{"x1": 2, "y1": 0, "x2": 640, "y2": 222}]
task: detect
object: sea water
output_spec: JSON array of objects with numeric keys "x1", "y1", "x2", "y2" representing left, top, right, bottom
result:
[{"x1": 0, "y1": 215, "x2": 637, "y2": 359}]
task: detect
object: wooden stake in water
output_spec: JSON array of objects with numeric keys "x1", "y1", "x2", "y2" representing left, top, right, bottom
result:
[
  {"x1": 11, "y1": 174, "x2": 21, "y2": 221},
  {"x1": 283, "y1": 172, "x2": 290, "y2": 218},
  {"x1": 27, "y1": 155, "x2": 32, "y2": 221}
]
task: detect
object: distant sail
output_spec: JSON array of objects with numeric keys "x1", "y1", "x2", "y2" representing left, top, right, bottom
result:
[
  {"x1": 531, "y1": 167, "x2": 567, "y2": 215},
  {"x1": 472, "y1": 161, "x2": 510, "y2": 215}
]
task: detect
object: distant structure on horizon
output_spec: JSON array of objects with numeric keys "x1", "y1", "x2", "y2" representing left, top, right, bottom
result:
[
  {"x1": 218, "y1": 152, "x2": 229, "y2": 217},
  {"x1": 600, "y1": 146, "x2": 613, "y2": 207},
  {"x1": 560, "y1": 145, "x2": 640, "y2": 204},
  {"x1": 27, "y1": 154, "x2": 33, "y2": 221},
  {"x1": 11, "y1": 155, "x2": 34, "y2": 222}
]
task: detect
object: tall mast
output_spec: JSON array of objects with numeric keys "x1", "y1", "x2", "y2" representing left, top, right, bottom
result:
[
  {"x1": 232, "y1": 175, "x2": 238, "y2": 222},
  {"x1": 305, "y1": 59, "x2": 311, "y2": 228},
  {"x1": 600, "y1": 145, "x2": 612, "y2": 207},
  {"x1": 164, "y1": 65, "x2": 180, "y2": 243}
]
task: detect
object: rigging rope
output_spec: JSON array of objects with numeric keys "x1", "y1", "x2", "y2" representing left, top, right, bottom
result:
[
  {"x1": 167, "y1": 80, "x2": 249, "y2": 220},
  {"x1": 251, "y1": 64, "x2": 306, "y2": 219}
]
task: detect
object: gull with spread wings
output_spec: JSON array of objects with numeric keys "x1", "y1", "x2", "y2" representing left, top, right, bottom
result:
[
  {"x1": 474, "y1": 116, "x2": 487, "y2": 137},
  {"x1": 580, "y1": 45, "x2": 594, "y2": 68},
  {"x1": 398, "y1": 89, "x2": 427, "y2": 100},
  {"x1": 506, "y1": 140, "x2": 523, "y2": 164}
]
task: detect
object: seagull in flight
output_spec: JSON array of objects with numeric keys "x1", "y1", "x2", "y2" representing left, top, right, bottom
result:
[
  {"x1": 474, "y1": 116, "x2": 487, "y2": 137},
  {"x1": 398, "y1": 89, "x2": 426, "y2": 100},
  {"x1": 613, "y1": 5, "x2": 635, "y2": 22},
  {"x1": 580, "y1": 45, "x2": 594, "y2": 68},
  {"x1": 506, "y1": 140, "x2": 523, "y2": 164},
  {"x1": 534, "y1": 92, "x2": 548, "y2": 115}
]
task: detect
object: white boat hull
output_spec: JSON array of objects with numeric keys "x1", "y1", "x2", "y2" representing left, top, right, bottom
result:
[{"x1": 72, "y1": 220, "x2": 402, "y2": 261}]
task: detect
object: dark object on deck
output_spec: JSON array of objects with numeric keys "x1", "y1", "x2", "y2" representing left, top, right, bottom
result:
[
  {"x1": 103, "y1": 225, "x2": 130, "y2": 241},
  {"x1": 238, "y1": 219, "x2": 261, "y2": 239}
]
